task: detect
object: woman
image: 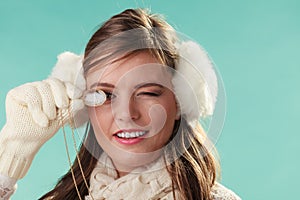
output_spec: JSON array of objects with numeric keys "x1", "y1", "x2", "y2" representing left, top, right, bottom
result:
[{"x1": 0, "y1": 8, "x2": 240, "y2": 200}]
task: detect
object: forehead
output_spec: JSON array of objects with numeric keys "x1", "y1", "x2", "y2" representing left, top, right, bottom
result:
[{"x1": 86, "y1": 52, "x2": 172, "y2": 89}]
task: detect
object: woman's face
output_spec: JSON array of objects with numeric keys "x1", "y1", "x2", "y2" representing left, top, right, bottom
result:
[{"x1": 86, "y1": 52, "x2": 179, "y2": 172}]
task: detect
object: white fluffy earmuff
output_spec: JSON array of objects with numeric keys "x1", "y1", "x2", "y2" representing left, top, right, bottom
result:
[{"x1": 172, "y1": 41, "x2": 218, "y2": 125}]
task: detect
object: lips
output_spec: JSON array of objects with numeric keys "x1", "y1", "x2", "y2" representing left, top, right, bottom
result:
[
  {"x1": 113, "y1": 130, "x2": 148, "y2": 145},
  {"x1": 114, "y1": 130, "x2": 147, "y2": 138}
]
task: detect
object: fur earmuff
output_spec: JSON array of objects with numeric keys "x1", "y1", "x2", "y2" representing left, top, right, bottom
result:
[{"x1": 172, "y1": 41, "x2": 218, "y2": 124}]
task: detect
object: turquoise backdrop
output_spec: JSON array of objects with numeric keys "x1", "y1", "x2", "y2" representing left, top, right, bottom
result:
[{"x1": 0, "y1": 0, "x2": 299, "y2": 199}]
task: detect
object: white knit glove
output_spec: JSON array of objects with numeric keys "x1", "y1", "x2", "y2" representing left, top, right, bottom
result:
[{"x1": 0, "y1": 52, "x2": 87, "y2": 179}]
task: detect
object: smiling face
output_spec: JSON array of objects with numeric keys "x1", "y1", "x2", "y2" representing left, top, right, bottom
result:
[{"x1": 86, "y1": 51, "x2": 179, "y2": 174}]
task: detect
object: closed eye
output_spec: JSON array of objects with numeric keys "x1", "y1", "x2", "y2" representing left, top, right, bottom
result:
[{"x1": 137, "y1": 92, "x2": 161, "y2": 97}]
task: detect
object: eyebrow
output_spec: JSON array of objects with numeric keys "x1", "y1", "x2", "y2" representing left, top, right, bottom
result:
[
  {"x1": 90, "y1": 82, "x2": 115, "y2": 89},
  {"x1": 134, "y1": 82, "x2": 164, "y2": 89},
  {"x1": 90, "y1": 82, "x2": 164, "y2": 90}
]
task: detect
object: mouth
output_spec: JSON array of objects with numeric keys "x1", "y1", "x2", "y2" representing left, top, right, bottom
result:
[
  {"x1": 114, "y1": 130, "x2": 148, "y2": 139},
  {"x1": 113, "y1": 130, "x2": 148, "y2": 145}
]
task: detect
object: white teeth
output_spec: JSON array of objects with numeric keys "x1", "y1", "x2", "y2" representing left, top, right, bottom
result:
[
  {"x1": 116, "y1": 131, "x2": 146, "y2": 138},
  {"x1": 129, "y1": 132, "x2": 135, "y2": 138}
]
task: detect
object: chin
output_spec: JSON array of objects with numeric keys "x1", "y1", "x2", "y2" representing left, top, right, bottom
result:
[{"x1": 106, "y1": 148, "x2": 163, "y2": 172}]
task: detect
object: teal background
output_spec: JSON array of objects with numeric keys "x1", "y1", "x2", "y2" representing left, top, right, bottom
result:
[{"x1": 0, "y1": 0, "x2": 299, "y2": 199}]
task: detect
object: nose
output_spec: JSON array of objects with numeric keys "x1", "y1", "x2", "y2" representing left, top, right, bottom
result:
[{"x1": 112, "y1": 95, "x2": 140, "y2": 123}]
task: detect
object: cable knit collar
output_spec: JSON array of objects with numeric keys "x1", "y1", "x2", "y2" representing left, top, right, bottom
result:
[{"x1": 85, "y1": 153, "x2": 174, "y2": 200}]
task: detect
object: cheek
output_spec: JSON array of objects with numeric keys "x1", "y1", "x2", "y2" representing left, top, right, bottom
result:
[
  {"x1": 88, "y1": 106, "x2": 112, "y2": 135},
  {"x1": 161, "y1": 104, "x2": 177, "y2": 133},
  {"x1": 160, "y1": 97, "x2": 178, "y2": 132},
  {"x1": 142, "y1": 98, "x2": 177, "y2": 136},
  {"x1": 146, "y1": 103, "x2": 168, "y2": 134}
]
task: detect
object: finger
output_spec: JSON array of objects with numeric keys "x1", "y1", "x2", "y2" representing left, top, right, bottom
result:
[
  {"x1": 70, "y1": 99, "x2": 85, "y2": 114},
  {"x1": 45, "y1": 78, "x2": 69, "y2": 109},
  {"x1": 61, "y1": 99, "x2": 85, "y2": 124},
  {"x1": 65, "y1": 82, "x2": 83, "y2": 99},
  {"x1": 57, "y1": 108, "x2": 70, "y2": 126},
  {"x1": 8, "y1": 83, "x2": 49, "y2": 127},
  {"x1": 35, "y1": 81, "x2": 57, "y2": 120}
]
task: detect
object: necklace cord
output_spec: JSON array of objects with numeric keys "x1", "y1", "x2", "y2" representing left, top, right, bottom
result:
[
  {"x1": 69, "y1": 118, "x2": 95, "y2": 200},
  {"x1": 59, "y1": 109, "x2": 83, "y2": 200}
]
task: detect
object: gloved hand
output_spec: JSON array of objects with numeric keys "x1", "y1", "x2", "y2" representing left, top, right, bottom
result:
[{"x1": 0, "y1": 52, "x2": 87, "y2": 179}]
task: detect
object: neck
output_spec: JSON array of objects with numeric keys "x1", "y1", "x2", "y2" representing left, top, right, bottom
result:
[
  {"x1": 111, "y1": 160, "x2": 135, "y2": 178},
  {"x1": 117, "y1": 170, "x2": 129, "y2": 177}
]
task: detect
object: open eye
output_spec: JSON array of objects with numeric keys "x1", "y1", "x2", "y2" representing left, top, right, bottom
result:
[{"x1": 104, "y1": 91, "x2": 116, "y2": 101}]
